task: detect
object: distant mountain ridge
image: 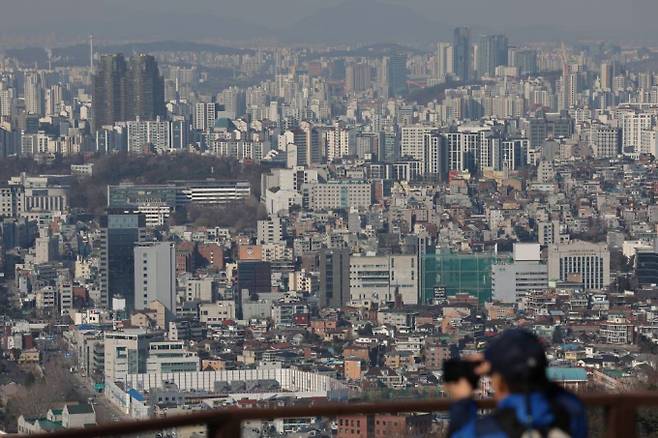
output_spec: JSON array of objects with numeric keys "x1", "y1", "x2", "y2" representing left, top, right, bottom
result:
[{"x1": 279, "y1": 0, "x2": 449, "y2": 45}]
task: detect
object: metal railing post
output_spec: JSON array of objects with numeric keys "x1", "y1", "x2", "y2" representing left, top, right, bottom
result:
[
  {"x1": 207, "y1": 416, "x2": 241, "y2": 438},
  {"x1": 606, "y1": 400, "x2": 637, "y2": 438}
]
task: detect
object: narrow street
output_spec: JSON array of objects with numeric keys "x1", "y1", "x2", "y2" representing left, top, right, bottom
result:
[{"x1": 68, "y1": 363, "x2": 129, "y2": 424}]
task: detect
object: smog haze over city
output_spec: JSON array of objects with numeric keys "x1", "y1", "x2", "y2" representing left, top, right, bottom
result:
[
  {"x1": 2, "y1": 0, "x2": 658, "y2": 437},
  {"x1": 2, "y1": 0, "x2": 658, "y2": 45}
]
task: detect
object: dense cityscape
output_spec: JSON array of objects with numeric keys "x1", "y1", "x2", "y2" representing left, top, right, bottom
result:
[{"x1": 1, "y1": 16, "x2": 658, "y2": 437}]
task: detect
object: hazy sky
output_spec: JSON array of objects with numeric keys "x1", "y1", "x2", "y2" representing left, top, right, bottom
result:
[{"x1": 1, "y1": 0, "x2": 657, "y2": 46}]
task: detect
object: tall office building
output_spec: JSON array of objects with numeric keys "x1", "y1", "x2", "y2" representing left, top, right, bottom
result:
[
  {"x1": 600, "y1": 63, "x2": 614, "y2": 91},
  {"x1": 93, "y1": 54, "x2": 129, "y2": 128},
  {"x1": 386, "y1": 53, "x2": 408, "y2": 97},
  {"x1": 477, "y1": 34, "x2": 508, "y2": 78},
  {"x1": 93, "y1": 54, "x2": 165, "y2": 129},
  {"x1": 284, "y1": 122, "x2": 323, "y2": 166},
  {"x1": 0, "y1": 126, "x2": 15, "y2": 157},
  {"x1": 636, "y1": 241, "x2": 658, "y2": 286},
  {"x1": 237, "y1": 261, "x2": 272, "y2": 295},
  {"x1": 378, "y1": 129, "x2": 399, "y2": 163},
  {"x1": 452, "y1": 27, "x2": 472, "y2": 82},
  {"x1": 146, "y1": 341, "x2": 200, "y2": 374},
  {"x1": 301, "y1": 121, "x2": 323, "y2": 165},
  {"x1": 547, "y1": 240, "x2": 611, "y2": 290},
  {"x1": 318, "y1": 248, "x2": 350, "y2": 308},
  {"x1": 436, "y1": 42, "x2": 454, "y2": 81},
  {"x1": 349, "y1": 254, "x2": 419, "y2": 305},
  {"x1": 590, "y1": 123, "x2": 621, "y2": 158},
  {"x1": 127, "y1": 54, "x2": 166, "y2": 121},
  {"x1": 492, "y1": 243, "x2": 548, "y2": 304},
  {"x1": 104, "y1": 329, "x2": 161, "y2": 383},
  {"x1": 99, "y1": 210, "x2": 146, "y2": 310},
  {"x1": 134, "y1": 242, "x2": 176, "y2": 313}
]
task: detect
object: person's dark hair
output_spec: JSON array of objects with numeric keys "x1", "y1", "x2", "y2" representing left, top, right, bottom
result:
[
  {"x1": 505, "y1": 368, "x2": 550, "y2": 393},
  {"x1": 484, "y1": 329, "x2": 550, "y2": 393}
]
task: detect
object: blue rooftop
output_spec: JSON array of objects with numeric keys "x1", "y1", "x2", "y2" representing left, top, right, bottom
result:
[
  {"x1": 547, "y1": 367, "x2": 587, "y2": 382},
  {"x1": 128, "y1": 388, "x2": 145, "y2": 402}
]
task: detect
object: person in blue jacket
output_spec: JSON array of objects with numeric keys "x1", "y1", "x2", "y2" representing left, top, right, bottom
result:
[{"x1": 445, "y1": 329, "x2": 588, "y2": 438}]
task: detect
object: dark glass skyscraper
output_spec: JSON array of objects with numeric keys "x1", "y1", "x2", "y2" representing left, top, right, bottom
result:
[
  {"x1": 636, "y1": 250, "x2": 658, "y2": 286},
  {"x1": 237, "y1": 261, "x2": 272, "y2": 295},
  {"x1": 318, "y1": 248, "x2": 350, "y2": 308},
  {"x1": 93, "y1": 54, "x2": 128, "y2": 128},
  {"x1": 127, "y1": 54, "x2": 166, "y2": 122},
  {"x1": 92, "y1": 54, "x2": 165, "y2": 129},
  {"x1": 387, "y1": 53, "x2": 408, "y2": 97},
  {"x1": 452, "y1": 27, "x2": 471, "y2": 82},
  {"x1": 99, "y1": 210, "x2": 146, "y2": 310}
]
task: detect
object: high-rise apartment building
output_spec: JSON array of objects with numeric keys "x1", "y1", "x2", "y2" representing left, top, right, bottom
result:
[
  {"x1": 436, "y1": 42, "x2": 454, "y2": 81},
  {"x1": 0, "y1": 83, "x2": 15, "y2": 117},
  {"x1": 193, "y1": 102, "x2": 222, "y2": 131},
  {"x1": 326, "y1": 124, "x2": 353, "y2": 162},
  {"x1": 257, "y1": 216, "x2": 283, "y2": 244},
  {"x1": 24, "y1": 71, "x2": 44, "y2": 116},
  {"x1": 345, "y1": 62, "x2": 371, "y2": 93},
  {"x1": 401, "y1": 125, "x2": 434, "y2": 163},
  {"x1": 561, "y1": 64, "x2": 583, "y2": 110},
  {"x1": 619, "y1": 111, "x2": 654, "y2": 153},
  {"x1": 423, "y1": 131, "x2": 449, "y2": 180}
]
